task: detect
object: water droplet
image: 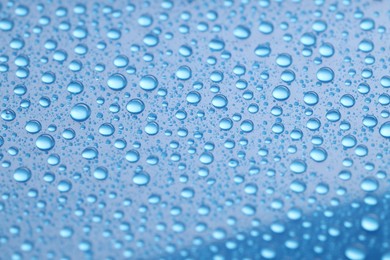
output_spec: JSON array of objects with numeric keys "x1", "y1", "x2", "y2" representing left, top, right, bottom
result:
[
  {"x1": 13, "y1": 167, "x2": 31, "y2": 183},
  {"x1": 300, "y1": 32, "x2": 316, "y2": 46},
  {"x1": 340, "y1": 94, "x2": 355, "y2": 108},
  {"x1": 57, "y1": 180, "x2": 72, "y2": 192},
  {"x1": 140, "y1": 75, "x2": 158, "y2": 91},
  {"x1": 380, "y1": 76, "x2": 390, "y2": 88},
  {"x1": 342, "y1": 135, "x2": 357, "y2": 148},
  {"x1": 181, "y1": 188, "x2": 195, "y2": 199},
  {"x1": 219, "y1": 118, "x2": 233, "y2": 131},
  {"x1": 211, "y1": 94, "x2": 228, "y2": 108},
  {"x1": 36, "y1": 134, "x2": 55, "y2": 151},
  {"x1": 379, "y1": 122, "x2": 390, "y2": 138},
  {"x1": 186, "y1": 91, "x2": 201, "y2": 104},
  {"x1": 41, "y1": 71, "x2": 56, "y2": 84},
  {"x1": 70, "y1": 103, "x2": 91, "y2": 122},
  {"x1": 316, "y1": 67, "x2": 334, "y2": 83},
  {"x1": 304, "y1": 91, "x2": 319, "y2": 106},
  {"x1": 99, "y1": 123, "x2": 115, "y2": 136},
  {"x1": 176, "y1": 66, "x2": 192, "y2": 80},
  {"x1": 233, "y1": 25, "x2": 251, "y2": 39},
  {"x1": 358, "y1": 39, "x2": 374, "y2": 52},
  {"x1": 255, "y1": 44, "x2": 271, "y2": 57},
  {"x1": 145, "y1": 122, "x2": 159, "y2": 135},
  {"x1": 276, "y1": 53, "x2": 292, "y2": 67},
  {"x1": 93, "y1": 167, "x2": 108, "y2": 181},
  {"x1": 241, "y1": 204, "x2": 256, "y2": 216},
  {"x1": 126, "y1": 150, "x2": 140, "y2": 163},
  {"x1": 310, "y1": 147, "x2": 328, "y2": 162},
  {"x1": 107, "y1": 73, "x2": 127, "y2": 91},
  {"x1": 360, "y1": 178, "x2": 378, "y2": 192},
  {"x1": 240, "y1": 120, "x2": 254, "y2": 133},
  {"x1": 345, "y1": 245, "x2": 366, "y2": 260},
  {"x1": 319, "y1": 42, "x2": 335, "y2": 57},
  {"x1": 258, "y1": 21, "x2": 274, "y2": 34},
  {"x1": 126, "y1": 99, "x2": 145, "y2": 114},
  {"x1": 361, "y1": 214, "x2": 379, "y2": 232},
  {"x1": 138, "y1": 14, "x2": 153, "y2": 27},
  {"x1": 272, "y1": 85, "x2": 290, "y2": 101},
  {"x1": 1, "y1": 109, "x2": 16, "y2": 121},
  {"x1": 133, "y1": 172, "x2": 150, "y2": 186},
  {"x1": 67, "y1": 81, "x2": 84, "y2": 94},
  {"x1": 290, "y1": 160, "x2": 307, "y2": 174}
]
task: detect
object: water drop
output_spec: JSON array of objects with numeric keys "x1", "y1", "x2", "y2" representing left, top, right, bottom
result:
[
  {"x1": 316, "y1": 67, "x2": 334, "y2": 83},
  {"x1": 176, "y1": 66, "x2": 192, "y2": 80},
  {"x1": 133, "y1": 172, "x2": 150, "y2": 186},
  {"x1": 107, "y1": 73, "x2": 127, "y2": 91},
  {"x1": 70, "y1": 103, "x2": 91, "y2": 122},
  {"x1": 36, "y1": 134, "x2": 55, "y2": 151},
  {"x1": 233, "y1": 25, "x2": 251, "y2": 39},
  {"x1": 57, "y1": 180, "x2": 72, "y2": 192},
  {"x1": 361, "y1": 214, "x2": 379, "y2": 232},
  {"x1": 140, "y1": 75, "x2": 158, "y2": 91},
  {"x1": 379, "y1": 122, "x2": 390, "y2": 138},
  {"x1": 13, "y1": 167, "x2": 31, "y2": 183},
  {"x1": 290, "y1": 160, "x2": 307, "y2": 174},
  {"x1": 1, "y1": 109, "x2": 16, "y2": 121},
  {"x1": 276, "y1": 53, "x2": 292, "y2": 67},
  {"x1": 310, "y1": 147, "x2": 328, "y2": 162},
  {"x1": 272, "y1": 85, "x2": 290, "y2": 101},
  {"x1": 93, "y1": 167, "x2": 108, "y2": 181},
  {"x1": 126, "y1": 99, "x2": 145, "y2": 114},
  {"x1": 211, "y1": 94, "x2": 228, "y2": 108}
]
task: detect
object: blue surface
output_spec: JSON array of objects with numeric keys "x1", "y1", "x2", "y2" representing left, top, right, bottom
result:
[{"x1": 0, "y1": 0, "x2": 389, "y2": 259}]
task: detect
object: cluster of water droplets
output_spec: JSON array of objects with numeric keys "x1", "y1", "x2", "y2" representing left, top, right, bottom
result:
[{"x1": 0, "y1": 0, "x2": 389, "y2": 259}]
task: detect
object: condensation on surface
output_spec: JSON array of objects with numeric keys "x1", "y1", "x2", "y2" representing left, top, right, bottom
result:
[{"x1": 0, "y1": 0, "x2": 389, "y2": 259}]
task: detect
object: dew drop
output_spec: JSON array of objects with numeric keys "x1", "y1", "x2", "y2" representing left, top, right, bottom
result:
[
  {"x1": 140, "y1": 75, "x2": 158, "y2": 91},
  {"x1": 107, "y1": 73, "x2": 127, "y2": 91},
  {"x1": 13, "y1": 167, "x2": 31, "y2": 183},
  {"x1": 35, "y1": 134, "x2": 55, "y2": 151},
  {"x1": 379, "y1": 122, "x2": 390, "y2": 138},
  {"x1": 70, "y1": 103, "x2": 91, "y2": 122},
  {"x1": 133, "y1": 172, "x2": 150, "y2": 186},
  {"x1": 316, "y1": 67, "x2": 334, "y2": 83}
]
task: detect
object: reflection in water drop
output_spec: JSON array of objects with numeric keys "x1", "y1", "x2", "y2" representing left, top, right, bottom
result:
[
  {"x1": 140, "y1": 75, "x2": 158, "y2": 91},
  {"x1": 133, "y1": 172, "x2": 150, "y2": 186},
  {"x1": 13, "y1": 167, "x2": 31, "y2": 182},
  {"x1": 126, "y1": 99, "x2": 145, "y2": 114},
  {"x1": 316, "y1": 67, "x2": 334, "y2": 83},
  {"x1": 233, "y1": 25, "x2": 251, "y2": 39},
  {"x1": 35, "y1": 134, "x2": 55, "y2": 151},
  {"x1": 70, "y1": 103, "x2": 91, "y2": 122},
  {"x1": 107, "y1": 73, "x2": 127, "y2": 91},
  {"x1": 379, "y1": 122, "x2": 390, "y2": 138},
  {"x1": 272, "y1": 85, "x2": 290, "y2": 101}
]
